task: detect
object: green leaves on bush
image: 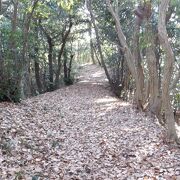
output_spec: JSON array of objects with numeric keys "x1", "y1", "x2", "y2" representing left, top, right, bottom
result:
[{"x1": 0, "y1": 76, "x2": 21, "y2": 103}]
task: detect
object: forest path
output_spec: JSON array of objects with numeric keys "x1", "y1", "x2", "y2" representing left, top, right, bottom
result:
[{"x1": 0, "y1": 64, "x2": 180, "y2": 179}]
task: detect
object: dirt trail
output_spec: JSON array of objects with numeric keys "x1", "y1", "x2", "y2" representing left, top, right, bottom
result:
[{"x1": 0, "y1": 64, "x2": 180, "y2": 179}]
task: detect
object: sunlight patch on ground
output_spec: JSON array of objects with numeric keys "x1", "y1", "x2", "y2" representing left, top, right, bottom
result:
[
  {"x1": 95, "y1": 97, "x2": 129, "y2": 107},
  {"x1": 91, "y1": 71, "x2": 104, "y2": 78},
  {"x1": 78, "y1": 80, "x2": 104, "y2": 85},
  {"x1": 79, "y1": 80, "x2": 91, "y2": 83},
  {"x1": 79, "y1": 63, "x2": 93, "y2": 67},
  {"x1": 95, "y1": 97, "x2": 130, "y2": 112},
  {"x1": 95, "y1": 97, "x2": 118, "y2": 104}
]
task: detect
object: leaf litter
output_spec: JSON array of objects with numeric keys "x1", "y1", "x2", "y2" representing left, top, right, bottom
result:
[{"x1": 0, "y1": 64, "x2": 180, "y2": 180}]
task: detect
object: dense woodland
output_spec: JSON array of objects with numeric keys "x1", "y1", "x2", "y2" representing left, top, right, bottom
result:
[
  {"x1": 0, "y1": 0, "x2": 180, "y2": 179},
  {"x1": 0, "y1": 0, "x2": 180, "y2": 145}
]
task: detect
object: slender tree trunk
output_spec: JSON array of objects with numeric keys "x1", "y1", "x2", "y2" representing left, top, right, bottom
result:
[
  {"x1": 47, "y1": 36, "x2": 54, "y2": 91},
  {"x1": 63, "y1": 48, "x2": 68, "y2": 82},
  {"x1": 11, "y1": 0, "x2": 18, "y2": 50},
  {"x1": 155, "y1": 44, "x2": 162, "y2": 91},
  {"x1": 54, "y1": 43, "x2": 64, "y2": 88},
  {"x1": 54, "y1": 19, "x2": 72, "y2": 89},
  {"x1": 133, "y1": 15, "x2": 144, "y2": 103},
  {"x1": 34, "y1": 22, "x2": 42, "y2": 93},
  {"x1": 68, "y1": 54, "x2": 74, "y2": 79},
  {"x1": 0, "y1": 0, "x2": 1, "y2": 15},
  {"x1": 43, "y1": 62, "x2": 47, "y2": 90},
  {"x1": 0, "y1": 0, "x2": 4, "y2": 77},
  {"x1": 34, "y1": 59, "x2": 42, "y2": 93},
  {"x1": 144, "y1": 80, "x2": 150, "y2": 103},
  {"x1": 77, "y1": 39, "x2": 80, "y2": 63},
  {"x1": 158, "y1": 0, "x2": 179, "y2": 143},
  {"x1": 87, "y1": 0, "x2": 112, "y2": 85},
  {"x1": 106, "y1": 0, "x2": 143, "y2": 109},
  {"x1": 92, "y1": 43, "x2": 101, "y2": 66},
  {"x1": 145, "y1": 21, "x2": 160, "y2": 116},
  {"x1": 34, "y1": 43, "x2": 42, "y2": 93},
  {"x1": 63, "y1": 49, "x2": 73, "y2": 85},
  {"x1": 10, "y1": 0, "x2": 19, "y2": 78},
  {"x1": 0, "y1": 36, "x2": 3, "y2": 77},
  {"x1": 39, "y1": 21, "x2": 54, "y2": 91},
  {"x1": 21, "y1": 0, "x2": 39, "y2": 98},
  {"x1": 88, "y1": 21, "x2": 95, "y2": 64}
]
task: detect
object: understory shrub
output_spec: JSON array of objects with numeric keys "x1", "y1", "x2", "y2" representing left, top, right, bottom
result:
[{"x1": 0, "y1": 76, "x2": 21, "y2": 102}]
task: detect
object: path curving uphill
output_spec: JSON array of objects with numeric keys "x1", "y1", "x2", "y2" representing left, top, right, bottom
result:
[{"x1": 0, "y1": 64, "x2": 179, "y2": 179}]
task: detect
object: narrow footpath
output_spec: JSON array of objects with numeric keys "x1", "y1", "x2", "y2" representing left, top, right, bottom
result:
[{"x1": 0, "y1": 64, "x2": 179, "y2": 179}]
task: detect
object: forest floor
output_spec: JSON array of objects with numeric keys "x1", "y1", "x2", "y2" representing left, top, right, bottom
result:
[{"x1": 0, "y1": 64, "x2": 180, "y2": 180}]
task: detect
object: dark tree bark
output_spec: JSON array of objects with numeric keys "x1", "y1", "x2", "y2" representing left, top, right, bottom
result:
[
  {"x1": 63, "y1": 48, "x2": 68, "y2": 82},
  {"x1": 39, "y1": 20, "x2": 55, "y2": 91},
  {"x1": 54, "y1": 18, "x2": 72, "y2": 89},
  {"x1": 34, "y1": 59, "x2": 43, "y2": 93},
  {"x1": 34, "y1": 22, "x2": 43, "y2": 93},
  {"x1": 0, "y1": 0, "x2": 4, "y2": 77},
  {"x1": 47, "y1": 36, "x2": 54, "y2": 91},
  {"x1": 10, "y1": 0, "x2": 18, "y2": 77},
  {"x1": 68, "y1": 54, "x2": 74, "y2": 79},
  {"x1": 0, "y1": 37, "x2": 3, "y2": 78},
  {"x1": 21, "y1": 0, "x2": 39, "y2": 98},
  {"x1": 0, "y1": 0, "x2": 1, "y2": 14},
  {"x1": 64, "y1": 51, "x2": 74, "y2": 85},
  {"x1": 92, "y1": 43, "x2": 101, "y2": 66},
  {"x1": 34, "y1": 33, "x2": 42, "y2": 93}
]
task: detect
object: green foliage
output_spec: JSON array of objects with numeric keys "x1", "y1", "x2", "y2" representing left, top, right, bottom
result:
[
  {"x1": 173, "y1": 93, "x2": 180, "y2": 110},
  {"x1": 15, "y1": 171, "x2": 24, "y2": 180},
  {"x1": 58, "y1": 0, "x2": 75, "y2": 10},
  {"x1": 0, "y1": 76, "x2": 21, "y2": 103},
  {"x1": 58, "y1": 0, "x2": 81, "y2": 13},
  {"x1": 34, "y1": 2, "x2": 51, "y2": 19},
  {"x1": 64, "y1": 75, "x2": 74, "y2": 85}
]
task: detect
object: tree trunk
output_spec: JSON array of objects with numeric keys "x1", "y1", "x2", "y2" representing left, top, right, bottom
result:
[
  {"x1": 0, "y1": 0, "x2": 4, "y2": 76},
  {"x1": 145, "y1": 21, "x2": 160, "y2": 116},
  {"x1": 54, "y1": 19, "x2": 72, "y2": 89},
  {"x1": 34, "y1": 22, "x2": 42, "y2": 93},
  {"x1": 88, "y1": 21, "x2": 95, "y2": 64},
  {"x1": 9, "y1": 0, "x2": 19, "y2": 98},
  {"x1": 133, "y1": 14, "x2": 144, "y2": 103},
  {"x1": 10, "y1": 0, "x2": 18, "y2": 69},
  {"x1": 34, "y1": 45, "x2": 42, "y2": 94},
  {"x1": 106, "y1": 0, "x2": 143, "y2": 109},
  {"x1": 0, "y1": 0, "x2": 1, "y2": 15},
  {"x1": 92, "y1": 43, "x2": 101, "y2": 66},
  {"x1": 158, "y1": 0, "x2": 179, "y2": 143},
  {"x1": 47, "y1": 36, "x2": 54, "y2": 91},
  {"x1": 21, "y1": 0, "x2": 39, "y2": 98},
  {"x1": 0, "y1": 37, "x2": 3, "y2": 77},
  {"x1": 63, "y1": 48, "x2": 68, "y2": 82},
  {"x1": 39, "y1": 20, "x2": 54, "y2": 91},
  {"x1": 87, "y1": 0, "x2": 112, "y2": 85},
  {"x1": 34, "y1": 59, "x2": 42, "y2": 93},
  {"x1": 68, "y1": 54, "x2": 73, "y2": 79}
]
